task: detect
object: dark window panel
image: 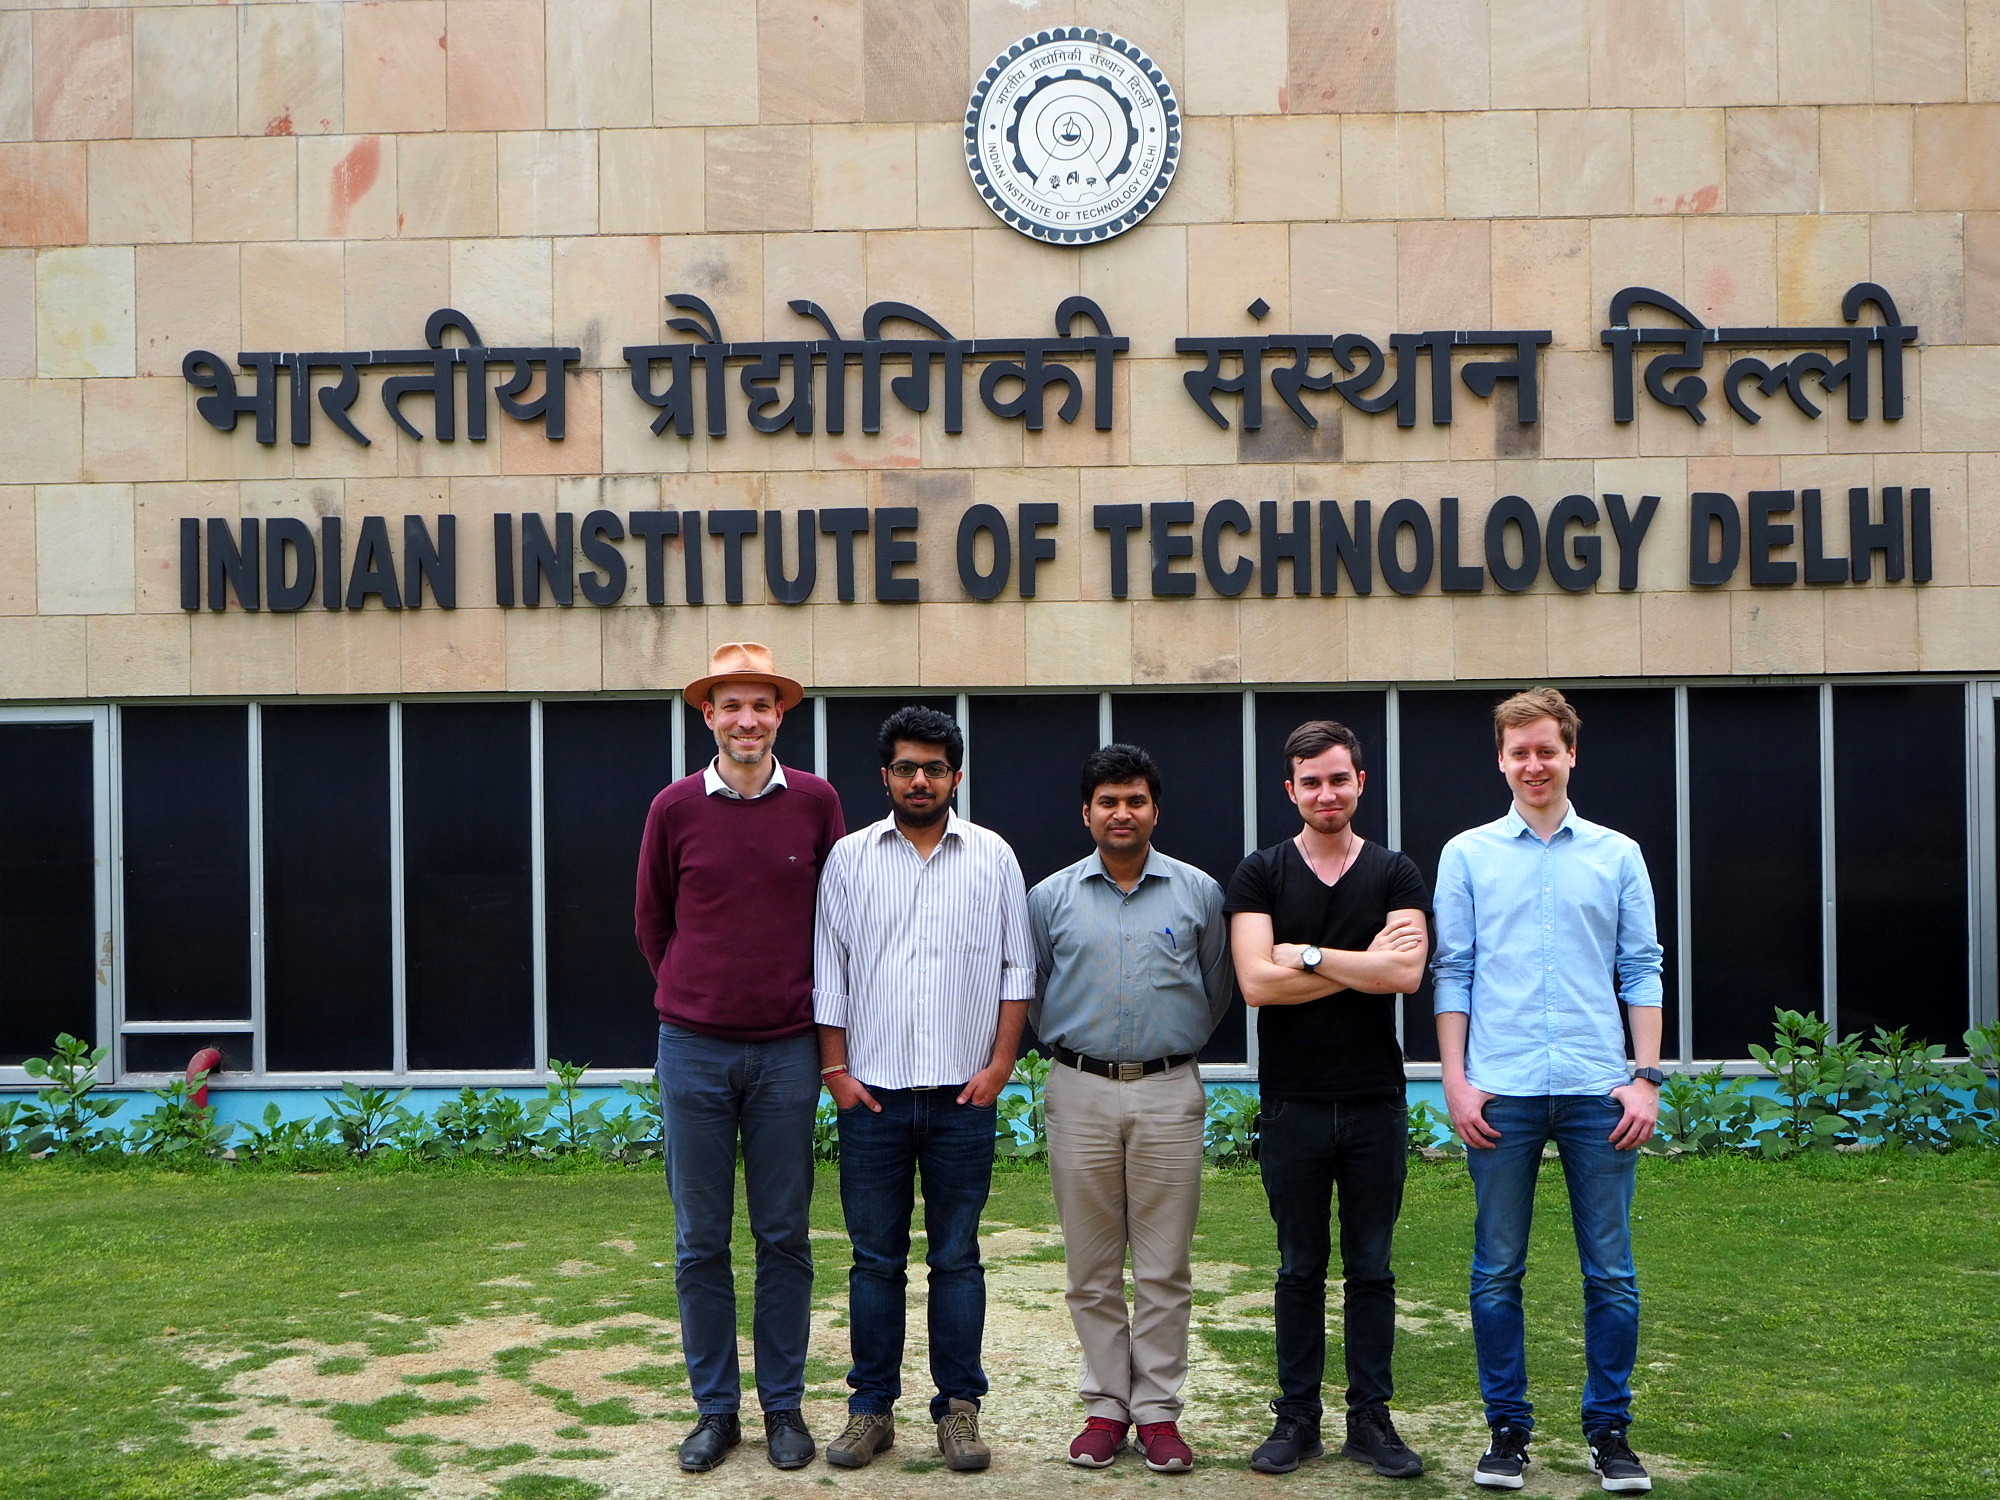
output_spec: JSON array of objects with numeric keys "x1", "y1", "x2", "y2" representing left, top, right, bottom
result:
[
  {"x1": 1110, "y1": 693, "x2": 1247, "y2": 1064},
  {"x1": 1395, "y1": 691, "x2": 1505, "y2": 1063},
  {"x1": 1253, "y1": 692, "x2": 1390, "y2": 850},
  {"x1": 1688, "y1": 687, "x2": 1822, "y2": 1058},
  {"x1": 680, "y1": 694, "x2": 820, "y2": 783},
  {"x1": 966, "y1": 694, "x2": 1103, "y2": 889},
  {"x1": 544, "y1": 700, "x2": 675, "y2": 1070},
  {"x1": 122, "y1": 1031, "x2": 250, "y2": 1075},
  {"x1": 402, "y1": 703, "x2": 534, "y2": 1071},
  {"x1": 262, "y1": 705, "x2": 394, "y2": 1073},
  {"x1": 1835, "y1": 684, "x2": 1967, "y2": 1045},
  {"x1": 1561, "y1": 688, "x2": 1680, "y2": 1063},
  {"x1": 121, "y1": 707, "x2": 251, "y2": 1024},
  {"x1": 0, "y1": 722, "x2": 97, "y2": 1064},
  {"x1": 824, "y1": 695, "x2": 959, "y2": 833}
]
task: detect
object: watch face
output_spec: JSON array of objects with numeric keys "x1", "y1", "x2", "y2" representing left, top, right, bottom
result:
[{"x1": 1301, "y1": 946, "x2": 1322, "y2": 969}]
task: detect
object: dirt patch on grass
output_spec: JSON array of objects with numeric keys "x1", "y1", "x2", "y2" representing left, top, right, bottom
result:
[{"x1": 182, "y1": 1231, "x2": 1690, "y2": 1499}]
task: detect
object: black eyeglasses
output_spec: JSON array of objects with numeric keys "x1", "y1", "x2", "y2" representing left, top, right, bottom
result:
[{"x1": 887, "y1": 760, "x2": 955, "y2": 781}]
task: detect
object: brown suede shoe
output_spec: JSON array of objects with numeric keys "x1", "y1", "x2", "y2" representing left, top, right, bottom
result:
[
  {"x1": 937, "y1": 1399, "x2": 991, "y2": 1471},
  {"x1": 825, "y1": 1411, "x2": 895, "y2": 1469}
]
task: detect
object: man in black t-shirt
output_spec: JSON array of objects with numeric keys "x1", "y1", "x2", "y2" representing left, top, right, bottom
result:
[{"x1": 1225, "y1": 719, "x2": 1430, "y2": 1481}]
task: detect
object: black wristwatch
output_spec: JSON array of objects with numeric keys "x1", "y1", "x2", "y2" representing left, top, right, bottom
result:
[{"x1": 1630, "y1": 1067, "x2": 1666, "y2": 1086}]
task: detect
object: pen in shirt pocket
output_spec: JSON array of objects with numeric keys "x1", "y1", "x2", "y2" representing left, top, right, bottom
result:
[{"x1": 1164, "y1": 926, "x2": 1176, "y2": 949}]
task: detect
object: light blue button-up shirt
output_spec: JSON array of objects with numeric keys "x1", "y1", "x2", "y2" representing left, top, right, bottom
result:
[{"x1": 1431, "y1": 805, "x2": 1663, "y2": 1098}]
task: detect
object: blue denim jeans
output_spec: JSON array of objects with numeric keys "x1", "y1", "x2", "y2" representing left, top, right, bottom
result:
[
  {"x1": 1256, "y1": 1096, "x2": 1409, "y2": 1421},
  {"x1": 657, "y1": 1022, "x2": 819, "y2": 1415},
  {"x1": 1464, "y1": 1093, "x2": 1640, "y2": 1436},
  {"x1": 837, "y1": 1087, "x2": 997, "y2": 1421}
]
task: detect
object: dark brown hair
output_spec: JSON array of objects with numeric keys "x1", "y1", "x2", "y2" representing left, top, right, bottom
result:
[{"x1": 1282, "y1": 720, "x2": 1364, "y2": 780}]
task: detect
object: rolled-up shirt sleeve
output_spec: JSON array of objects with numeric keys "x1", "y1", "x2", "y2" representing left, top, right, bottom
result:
[
  {"x1": 812, "y1": 846, "x2": 854, "y2": 1030},
  {"x1": 1430, "y1": 839, "x2": 1475, "y2": 1016},
  {"x1": 1614, "y1": 843, "x2": 1665, "y2": 1008},
  {"x1": 997, "y1": 846, "x2": 1038, "y2": 1003}
]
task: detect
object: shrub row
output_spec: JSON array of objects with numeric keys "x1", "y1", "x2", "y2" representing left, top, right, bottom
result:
[{"x1": 4, "y1": 1010, "x2": 1996, "y2": 1167}]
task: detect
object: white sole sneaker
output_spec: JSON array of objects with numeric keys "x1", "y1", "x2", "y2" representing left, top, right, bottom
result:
[{"x1": 1591, "y1": 1463, "x2": 1653, "y2": 1494}]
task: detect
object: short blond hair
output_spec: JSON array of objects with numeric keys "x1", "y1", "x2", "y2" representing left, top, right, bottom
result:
[{"x1": 1493, "y1": 687, "x2": 1580, "y2": 751}]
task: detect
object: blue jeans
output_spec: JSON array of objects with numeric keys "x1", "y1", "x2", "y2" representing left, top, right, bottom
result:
[
  {"x1": 837, "y1": 1087, "x2": 997, "y2": 1421},
  {"x1": 1465, "y1": 1093, "x2": 1640, "y2": 1436},
  {"x1": 1257, "y1": 1096, "x2": 1408, "y2": 1420},
  {"x1": 657, "y1": 1022, "x2": 819, "y2": 1414}
]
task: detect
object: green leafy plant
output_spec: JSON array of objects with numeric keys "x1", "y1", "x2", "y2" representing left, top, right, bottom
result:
[
  {"x1": 1747, "y1": 1008, "x2": 1865, "y2": 1156},
  {"x1": 812, "y1": 1096, "x2": 841, "y2": 1163},
  {"x1": 235, "y1": 1102, "x2": 339, "y2": 1164},
  {"x1": 529, "y1": 1060, "x2": 610, "y2": 1156},
  {"x1": 1853, "y1": 1026, "x2": 1955, "y2": 1153},
  {"x1": 1203, "y1": 1086, "x2": 1259, "y2": 1167},
  {"x1": 1653, "y1": 1066, "x2": 1761, "y2": 1155},
  {"x1": 596, "y1": 1107, "x2": 663, "y2": 1164},
  {"x1": 426, "y1": 1087, "x2": 537, "y2": 1159},
  {"x1": 324, "y1": 1081, "x2": 413, "y2": 1157},
  {"x1": 0, "y1": 1098, "x2": 27, "y2": 1155},
  {"x1": 19, "y1": 1033, "x2": 127, "y2": 1155},
  {"x1": 618, "y1": 1076, "x2": 662, "y2": 1138},
  {"x1": 993, "y1": 1052, "x2": 1050, "y2": 1163},
  {"x1": 124, "y1": 1072, "x2": 233, "y2": 1159},
  {"x1": 1945, "y1": 1020, "x2": 2000, "y2": 1148},
  {"x1": 1406, "y1": 1098, "x2": 1462, "y2": 1157}
]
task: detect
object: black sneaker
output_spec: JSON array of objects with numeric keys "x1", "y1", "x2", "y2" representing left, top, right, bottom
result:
[
  {"x1": 1587, "y1": 1428, "x2": 1652, "y2": 1493},
  {"x1": 1248, "y1": 1404, "x2": 1324, "y2": 1474},
  {"x1": 1474, "y1": 1424, "x2": 1531, "y2": 1489},
  {"x1": 1341, "y1": 1406, "x2": 1424, "y2": 1478}
]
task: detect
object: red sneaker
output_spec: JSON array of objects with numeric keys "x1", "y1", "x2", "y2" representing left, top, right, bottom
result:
[
  {"x1": 1068, "y1": 1416, "x2": 1129, "y2": 1468},
  {"x1": 1136, "y1": 1421, "x2": 1195, "y2": 1473}
]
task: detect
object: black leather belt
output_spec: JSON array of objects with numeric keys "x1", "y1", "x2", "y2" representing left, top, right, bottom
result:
[{"x1": 1051, "y1": 1043, "x2": 1194, "y2": 1082}]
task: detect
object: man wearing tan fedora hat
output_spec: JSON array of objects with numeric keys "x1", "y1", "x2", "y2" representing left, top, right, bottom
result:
[{"x1": 636, "y1": 642, "x2": 847, "y2": 1473}]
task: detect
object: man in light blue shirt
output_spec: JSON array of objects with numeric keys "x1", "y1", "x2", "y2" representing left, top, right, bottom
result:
[
  {"x1": 1432, "y1": 688, "x2": 1664, "y2": 1496},
  {"x1": 1029, "y1": 744, "x2": 1231, "y2": 1475}
]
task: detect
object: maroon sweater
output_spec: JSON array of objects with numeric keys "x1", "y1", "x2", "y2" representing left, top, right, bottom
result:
[{"x1": 634, "y1": 766, "x2": 846, "y2": 1041}]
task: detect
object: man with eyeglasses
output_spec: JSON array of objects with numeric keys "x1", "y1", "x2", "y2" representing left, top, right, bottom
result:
[{"x1": 812, "y1": 705, "x2": 1035, "y2": 1474}]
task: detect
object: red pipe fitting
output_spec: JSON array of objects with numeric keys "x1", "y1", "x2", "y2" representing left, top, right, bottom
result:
[{"x1": 187, "y1": 1047, "x2": 223, "y2": 1110}]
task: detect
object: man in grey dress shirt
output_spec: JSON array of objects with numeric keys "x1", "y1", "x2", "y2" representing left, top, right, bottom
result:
[{"x1": 1028, "y1": 744, "x2": 1233, "y2": 1474}]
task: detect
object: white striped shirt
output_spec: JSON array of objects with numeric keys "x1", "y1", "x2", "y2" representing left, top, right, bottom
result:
[{"x1": 813, "y1": 809, "x2": 1036, "y2": 1089}]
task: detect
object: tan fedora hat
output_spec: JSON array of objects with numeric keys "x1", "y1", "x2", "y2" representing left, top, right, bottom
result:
[{"x1": 683, "y1": 641, "x2": 806, "y2": 711}]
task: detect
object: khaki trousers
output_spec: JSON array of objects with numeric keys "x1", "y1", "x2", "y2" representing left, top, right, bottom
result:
[{"x1": 1045, "y1": 1058, "x2": 1206, "y2": 1424}]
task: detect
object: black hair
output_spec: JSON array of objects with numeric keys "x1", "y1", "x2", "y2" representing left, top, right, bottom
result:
[
  {"x1": 877, "y1": 705, "x2": 964, "y2": 769},
  {"x1": 1080, "y1": 743, "x2": 1162, "y2": 805},
  {"x1": 1282, "y1": 719, "x2": 1365, "y2": 778}
]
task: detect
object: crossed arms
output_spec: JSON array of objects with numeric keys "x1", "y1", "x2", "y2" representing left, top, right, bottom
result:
[{"x1": 1228, "y1": 908, "x2": 1430, "y2": 1007}]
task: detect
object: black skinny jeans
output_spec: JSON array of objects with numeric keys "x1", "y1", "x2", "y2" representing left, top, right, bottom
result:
[{"x1": 1257, "y1": 1096, "x2": 1408, "y2": 1421}]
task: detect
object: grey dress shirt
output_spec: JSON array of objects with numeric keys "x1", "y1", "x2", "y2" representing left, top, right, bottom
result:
[{"x1": 1028, "y1": 846, "x2": 1233, "y2": 1063}]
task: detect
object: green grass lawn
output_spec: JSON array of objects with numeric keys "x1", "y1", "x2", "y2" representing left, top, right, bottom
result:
[{"x1": 0, "y1": 1153, "x2": 1995, "y2": 1500}]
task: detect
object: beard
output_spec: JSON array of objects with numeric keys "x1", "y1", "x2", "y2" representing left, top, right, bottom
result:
[
  {"x1": 719, "y1": 736, "x2": 768, "y2": 765},
  {"x1": 894, "y1": 798, "x2": 950, "y2": 829}
]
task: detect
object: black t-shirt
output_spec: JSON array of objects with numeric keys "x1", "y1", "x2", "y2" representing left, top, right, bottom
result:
[{"x1": 1223, "y1": 838, "x2": 1432, "y2": 1103}]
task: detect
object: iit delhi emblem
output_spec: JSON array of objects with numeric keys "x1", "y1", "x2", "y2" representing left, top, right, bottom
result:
[{"x1": 965, "y1": 28, "x2": 1181, "y2": 246}]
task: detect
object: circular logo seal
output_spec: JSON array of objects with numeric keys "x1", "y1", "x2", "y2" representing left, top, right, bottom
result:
[{"x1": 965, "y1": 28, "x2": 1180, "y2": 245}]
